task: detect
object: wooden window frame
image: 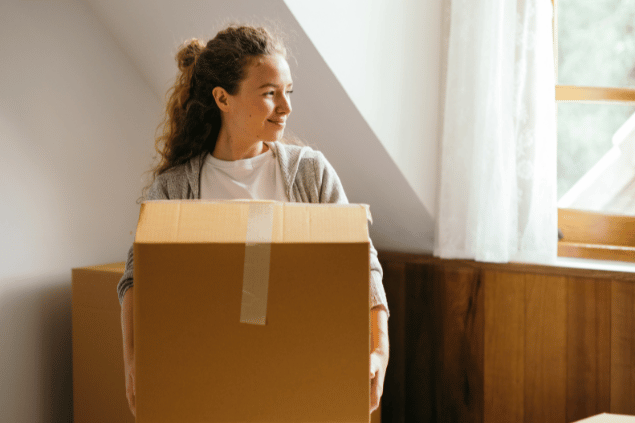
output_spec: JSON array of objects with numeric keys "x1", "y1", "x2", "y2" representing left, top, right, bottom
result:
[{"x1": 553, "y1": 0, "x2": 635, "y2": 262}]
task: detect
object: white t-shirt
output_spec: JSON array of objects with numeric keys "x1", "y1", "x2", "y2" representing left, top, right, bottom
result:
[{"x1": 200, "y1": 147, "x2": 289, "y2": 201}]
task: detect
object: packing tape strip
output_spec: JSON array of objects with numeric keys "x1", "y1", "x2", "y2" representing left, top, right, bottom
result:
[{"x1": 240, "y1": 202, "x2": 275, "y2": 325}]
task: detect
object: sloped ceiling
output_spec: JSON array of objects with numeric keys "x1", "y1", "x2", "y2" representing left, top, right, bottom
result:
[{"x1": 82, "y1": 0, "x2": 434, "y2": 252}]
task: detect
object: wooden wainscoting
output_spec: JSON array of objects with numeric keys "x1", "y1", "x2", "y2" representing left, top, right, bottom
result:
[{"x1": 378, "y1": 252, "x2": 635, "y2": 423}]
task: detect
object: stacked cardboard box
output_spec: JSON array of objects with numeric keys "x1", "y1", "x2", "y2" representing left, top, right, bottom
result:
[{"x1": 72, "y1": 262, "x2": 134, "y2": 423}]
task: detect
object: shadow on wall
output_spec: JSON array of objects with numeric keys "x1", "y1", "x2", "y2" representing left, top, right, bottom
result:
[
  {"x1": 0, "y1": 274, "x2": 73, "y2": 422},
  {"x1": 279, "y1": 1, "x2": 436, "y2": 253}
]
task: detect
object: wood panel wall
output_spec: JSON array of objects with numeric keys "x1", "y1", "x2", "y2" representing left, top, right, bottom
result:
[{"x1": 378, "y1": 252, "x2": 635, "y2": 423}]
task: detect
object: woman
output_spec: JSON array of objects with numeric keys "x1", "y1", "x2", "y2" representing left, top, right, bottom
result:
[{"x1": 117, "y1": 24, "x2": 390, "y2": 417}]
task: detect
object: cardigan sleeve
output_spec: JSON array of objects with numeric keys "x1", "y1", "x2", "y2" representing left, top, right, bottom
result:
[
  {"x1": 315, "y1": 152, "x2": 390, "y2": 320},
  {"x1": 116, "y1": 175, "x2": 170, "y2": 306}
]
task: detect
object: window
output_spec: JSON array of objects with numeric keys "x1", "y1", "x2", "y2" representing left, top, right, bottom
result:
[{"x1": 555, "y1": 0, "x2": 635, "y2": 262}]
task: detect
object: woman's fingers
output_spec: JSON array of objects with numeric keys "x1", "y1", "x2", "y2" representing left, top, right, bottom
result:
[
  {"x1": 126, "y1": 367, "x2": 136, "y2": 417},
  {"x1": 370, "y1": 375, "x2": 380, "y2": 413},
  {"x1": 369, "y1": 352, "x2": 385, "y2": 414},
  {"x1": 369, "y1": 354, "x2": 378, "y2": 413}
]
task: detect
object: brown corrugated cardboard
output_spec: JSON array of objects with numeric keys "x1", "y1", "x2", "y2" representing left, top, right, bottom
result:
[
  {"x1": 134, "y1": 199, "x2": 372, "y2": 422},
  {"x1": 71, "y1": 262, "x2": 135, "y2": 423},
  {"x1": 575, "y1": 414, "x2": 635, "y2": 422}
]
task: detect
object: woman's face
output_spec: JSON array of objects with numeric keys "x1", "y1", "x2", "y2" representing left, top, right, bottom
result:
[{"x1": 225, "y1": 54, "x2": 293, "y2": 143}]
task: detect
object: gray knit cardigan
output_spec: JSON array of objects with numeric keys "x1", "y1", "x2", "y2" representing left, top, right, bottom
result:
[{"x1": 116, "y1": 141, "x2": 390, "y2": 319}]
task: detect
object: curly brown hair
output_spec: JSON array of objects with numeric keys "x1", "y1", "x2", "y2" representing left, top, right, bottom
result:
[{"x1": 143, "y1": 24, "x2": 290, "y2": 198}]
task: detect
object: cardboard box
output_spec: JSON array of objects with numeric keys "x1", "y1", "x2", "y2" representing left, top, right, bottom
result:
[
  {"x1": 71, "y1": 262, "x2": 135, "y2": 423},
  {"x1": 575, "y1": 414, "x2": 635, "y2": 422},
  {"x1": 134, "y1": 199, "x2": 372, "y2": 422}
]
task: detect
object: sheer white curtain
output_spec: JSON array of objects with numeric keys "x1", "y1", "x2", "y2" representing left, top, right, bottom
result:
[{"x1": 434, "y1": 0, "x2": 557, "y2": 264}]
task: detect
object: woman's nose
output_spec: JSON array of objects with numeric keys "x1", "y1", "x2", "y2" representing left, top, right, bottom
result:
[{"x1": 277, "y1": 94, "x2": 292, "y2": 115}]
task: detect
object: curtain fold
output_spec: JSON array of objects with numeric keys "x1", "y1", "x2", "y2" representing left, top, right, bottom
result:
[{"x1": 434, "y1": 0, "x2": 557, "y2": 264}]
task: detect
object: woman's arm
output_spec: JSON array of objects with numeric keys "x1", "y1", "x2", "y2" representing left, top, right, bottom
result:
[
  {"x1": 311, "y1": 150, "x2": 390, "y2": 414},
  {"x1": 118, "y1": 171, "x2": 174, "y2": 415},
  {"x1": 370, "y1": 305, "x2": 389, "y2": 355},
  {"x1": 117, "y1": 245, "x2": 135, "y2": 305}
]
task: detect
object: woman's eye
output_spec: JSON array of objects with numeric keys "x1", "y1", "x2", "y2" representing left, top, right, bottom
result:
[{"x1": 263, "y1": 90, "x2": 292, "y2": 96}]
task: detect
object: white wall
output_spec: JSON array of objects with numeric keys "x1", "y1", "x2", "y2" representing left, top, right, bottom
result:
[
  {"x1": 0, "y1": 1, "x2": 161, "y2": 420},
  {"x1": 283, "y1": 0, "x2": 442, "y2": 216}
]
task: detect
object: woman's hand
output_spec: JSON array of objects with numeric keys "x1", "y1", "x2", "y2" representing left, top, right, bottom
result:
[
  {"x1": 370, "y1": 349, "x2": 388, "y2": 414},
  {"x1": 124, "y1": 351, "x2": 136, "y2": 417},
  {"x1": 370, "y1": 306, "x2": 389, "y2": 414},
  {"x1": 121, "y1": 287, "x2": 136, "y2": 417}
]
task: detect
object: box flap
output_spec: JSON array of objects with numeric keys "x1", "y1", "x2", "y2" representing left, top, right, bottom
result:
[
  {"x1": 134, "y1": 200, "x2": 369, "y2": 244},
  {"x1": 74, "y1": 262, "x2": 126, "y2": 273}
]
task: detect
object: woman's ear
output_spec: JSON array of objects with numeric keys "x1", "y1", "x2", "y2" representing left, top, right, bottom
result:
[{"x1": 212, "y1": 86, "x2": 231, "y2": 112}]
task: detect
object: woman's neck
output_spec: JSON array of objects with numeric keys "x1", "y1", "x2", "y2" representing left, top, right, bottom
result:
[{"x1": 212, "y1": 130, "x2": 269, "y2": 161}]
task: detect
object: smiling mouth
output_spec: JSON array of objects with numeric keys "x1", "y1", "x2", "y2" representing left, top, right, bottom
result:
[{"x1": 268, "y1": 120, "x2": 286, "y2": 126}]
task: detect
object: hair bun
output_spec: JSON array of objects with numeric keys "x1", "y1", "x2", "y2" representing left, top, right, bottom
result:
[{"x1": 176, "y1": 38, "x2": 206, "y2": 70}]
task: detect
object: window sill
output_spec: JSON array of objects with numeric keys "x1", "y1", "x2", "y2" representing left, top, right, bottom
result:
[{"x1": 557, "y1": 241, "x2": 635, "y2": 273}]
